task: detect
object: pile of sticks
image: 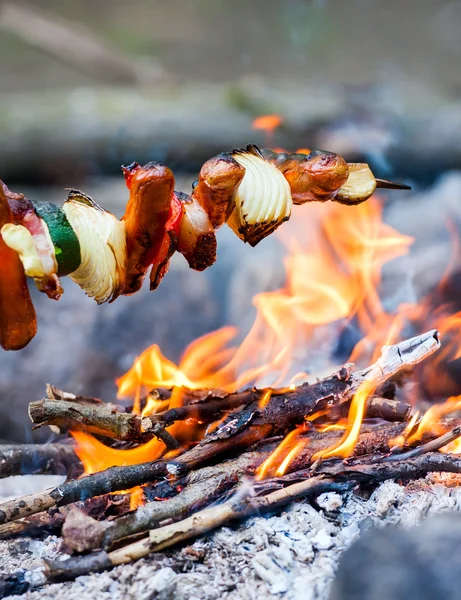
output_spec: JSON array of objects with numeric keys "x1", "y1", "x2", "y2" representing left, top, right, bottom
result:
[{"x1": 2, "y1": 329, "x2": 461, "y2": 597}]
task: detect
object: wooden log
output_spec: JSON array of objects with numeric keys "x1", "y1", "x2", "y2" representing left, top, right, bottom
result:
[
  {"x1": 29, "y1": 388, "x2": 409, "y2": 457},
  {"x1": 315, "y1": 452, "x2": 461, "y2": 483},
  {"x1": 151, "y1": 392, "x2": 410, "y2": 428},
  {"x1": 28, "y1": 399, "x2": 180, "y2": 449},
  {"x1": 0, "y1": 443, "x2": 79, "y2": 479}
]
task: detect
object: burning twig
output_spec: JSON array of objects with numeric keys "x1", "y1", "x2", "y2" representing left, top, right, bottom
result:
[
  {"x1": 151, "y1": 391, "x2": 410, "y2": 427},
  {"x1": 383, "y1": 426, "x2": 461, "y2": 462},
  {"x1": 351, "y1": 397, "x2": 410, "y2": 422},
  {"x1": 315, "y1": 452, "x2": 461, "y2": 483}
]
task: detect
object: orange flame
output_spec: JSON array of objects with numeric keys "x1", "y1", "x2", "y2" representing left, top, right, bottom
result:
[
  {"x1": 256, "y1": 426, "x2": 307, "y2": 480},
  {"x1": 252, "y1": 114, "x2": 283, "y2": 146},
  {"x1": 252, "y1": 114, "x2": 283, "y2": 133},
  {"x1": 405, "y1": 395, "x2": 461, "y2": 446},
  {"x1": 389, "y1": 411, "x2": 420, "y2": 450}
]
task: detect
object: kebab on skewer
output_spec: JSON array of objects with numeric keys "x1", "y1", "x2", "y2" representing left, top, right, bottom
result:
[{"x1": 0, "y1": 144, "x2": 410, "y2": 350}]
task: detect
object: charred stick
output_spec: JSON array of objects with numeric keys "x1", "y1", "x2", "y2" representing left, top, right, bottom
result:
[
  {"x1": 0, "y1": 573, "x2": 29, "y2": 598},
  {"x1": 315, "y1": 452, "x2": 461, "y2": 483},
  {"x1": 0, "y1": 492, "x2": 132, "y2": 541},
  {"x1": 152, "y1": 392, "x2": 410, "y2": 428},
  {"x1": 152, "y1": 389, "x2": 262, "y2": 426},
  {"x1": 46, "y1": 475, "x2": 351, "y2": 581},
  {"x1": 354, "y1": 397, "x2": 410, "y2": 422},
  {"x1": 0, "y1": 443, "x2": 79, "y2": 479}
]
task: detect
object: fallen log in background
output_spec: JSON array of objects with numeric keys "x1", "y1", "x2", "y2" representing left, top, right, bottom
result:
[{"x1": 0, "y1": 443, "x2": 79, "y2": 479}]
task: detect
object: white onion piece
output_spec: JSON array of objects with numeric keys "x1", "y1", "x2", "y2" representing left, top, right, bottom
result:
[
  {"x1": 1, "y1": 223, "x2": 46, "y2": 277},
  {"x1": 227, "y1": 146, "x2": 292, "y2": 246},
  {"x1": 335, "y1": 163, "x2": 377, "y2": 205},
  {"x1": 63, "y1": 193, "x2": 126, "y2": 304}
]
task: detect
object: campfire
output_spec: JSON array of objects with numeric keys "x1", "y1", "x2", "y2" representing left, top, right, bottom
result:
[{"x1": 2, "y1": 156, "x2": 461, "y2": 598}]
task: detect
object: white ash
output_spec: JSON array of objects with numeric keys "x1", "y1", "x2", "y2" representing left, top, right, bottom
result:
[{"x1": 2, "y1": 476, "x2": 461, "y2": 600}]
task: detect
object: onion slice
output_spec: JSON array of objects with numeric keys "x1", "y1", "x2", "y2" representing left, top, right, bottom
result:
[
  {"x1": 63, "y1": 190, "x2": 126, "y2": 304},
  {"x1": 334, "y1": 163, "x2": 378, "y2": 205},
  {"x1": 0, "y1": 180, "x2": 63, "y2": 299},
  {"x1": 227, "y1": 145, "x2": 292, "y2": 246},
  {"x1": 1, "y1": 223, "x2": 47, "y2": 277}
]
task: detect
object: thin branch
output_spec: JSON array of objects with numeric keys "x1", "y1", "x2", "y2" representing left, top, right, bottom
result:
[{"x1": 383, "y1": 426, "x2": 461, "y2": 462}]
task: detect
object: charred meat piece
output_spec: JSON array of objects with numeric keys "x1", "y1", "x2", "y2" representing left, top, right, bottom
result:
[
  {"x1": 149, "y1": 193, "x2": 183, "y2": 291},
  {"x1": 271, "y1": 149, "x2": 349, "y2": 204},
  {"x1": 192, "y1": 153, "x2": 245, "y2": 228},
  {"x1": 176, "y1": 191, "x2": 217, "y2": 271},
  {"x1": 121, "y1": 162, "x2": 175, "y2": 295}
]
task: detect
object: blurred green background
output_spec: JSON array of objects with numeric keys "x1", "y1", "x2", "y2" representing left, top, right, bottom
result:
[{"x1": 1, "y1": 0, "x2": 460, "y2": 183}]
